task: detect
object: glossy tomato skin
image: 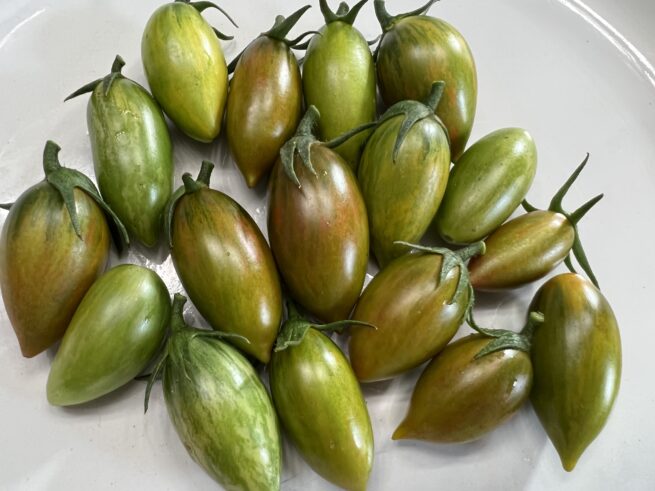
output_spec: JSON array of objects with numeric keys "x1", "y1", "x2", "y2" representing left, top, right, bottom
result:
[
  {"x1": 436, "y1": 128, "x2": 537, "y2": 245},
  {"x1": 377, "y1": 16, "x2": 477, "y2": 160},
  {"x1": 142, "y1": 2, "x2": 227, "y2": 142},
  {"x1": 226, "y1": 36, "x2": 302, "y2": 188},
  {"x1": 393, "y1": 334, "x2": 533, "y2": 443},
  {"x1": 469, "y1": 211, "x2": 575, "y2": 290},
  {"x1": 270, "y1": 328, "x2": 373, "y2": 491},
  {"x1": 303, "y1": 20, "x2": 376, "y2": 169},
  {"x1": 164, "y1": 330, "x2": 281, "y2": 491},
  {"x1": 88, "y1": 76, "x2": 173, "y2": 247},
  {"x1": 349, "y1": 252, "x2": 467, "y2": 382},
  {"x1": 46, "y1": 265, "x2": 170, "y2": 406},
  {"x1": 0, "y1": 183, "x2": 110, "y2": 357},
  {"x1": 268, "y1": 145, "x2": 368, "y2": 322},
  {"x1": 358, "y1": 116, "x2": 450, "y2": 267},
  {"x1": 172, "y1": 188, "x2": 282, "y2": 362},
  {"x1": 530, "y1": 273, "x2": 621, "y2": 471}
]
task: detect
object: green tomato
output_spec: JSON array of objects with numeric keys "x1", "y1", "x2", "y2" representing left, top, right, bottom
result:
[
  {"x1": 436, "y1": 127, "x2": 537, "y2": 244},
  {"x1": 303, "y1": 0, "x2": 377, "y2": 169},
  {"x1": 141, "y1": 1, "x2": 229, "y2": 142},
  {"x1": 270, "y1": 315, "x2": 373, "y2": 491},
  {"x1": 358, "y1": 86, "x2": 450, "y2": 267},
  {"x1": 153, "y1": 294, "x2": 281, "y2": 491},
  {"x1": 0, "y1": 141, "x2": 124, "y2": 358},
  {"x1": 530, "y1": 273, "x2": 621, "y2": 471},
  {"x1": 166, "y1": 162, "x2": 282, "y2": 363},
  {"x1": 374, "y1": 0, "x2": 477, "y2": 160},
  {"x1": 394, "y1": 334, "x2": 532, "y2": 443},
  {"x1": 67, "y1": 56, "x2": 173, "y2": 247},
  {"x1": 47, "y1": 264, "x2": 170, "y2": 406}
]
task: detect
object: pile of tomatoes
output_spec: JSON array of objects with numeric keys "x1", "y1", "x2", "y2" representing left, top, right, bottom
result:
[{"x1": 0, "y1": 1, "x2": 621, "y2": 490}]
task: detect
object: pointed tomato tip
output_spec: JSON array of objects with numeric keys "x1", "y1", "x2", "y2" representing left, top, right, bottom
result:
[
  {"x1": 392, "y1": 424, "x2": 409, "y2": 440},
  {"x1": 561, "y1": 456, "x2": 579, "y2": 472}
]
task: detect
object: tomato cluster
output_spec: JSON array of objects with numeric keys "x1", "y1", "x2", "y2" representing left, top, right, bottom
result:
[{"x1": 0, "y1": 0, "x2": 621, "y2": 489}]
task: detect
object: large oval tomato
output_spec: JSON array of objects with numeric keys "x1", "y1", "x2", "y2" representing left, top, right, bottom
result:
[
  {"x1": 166, "y1": 161, "x2": 282, "y2": 363},
  {"x1": 530, "y1": 273, "x2": 621, "y2": 471},
  {"x1": 47, "y1": 265, "x2": 170, "y2": 406},
  {"x1": 374, "y1": 0, "x2": 477, "y2": 160},
  {"x1": 0, "y1": 141, "x2": 125, "y2": 357},
  {"x1": 268, "y1": 107, "x2": 368, "y2": 322},
  {"x1": 67, "y1": 55, "x2": 172, "y2": 247}
]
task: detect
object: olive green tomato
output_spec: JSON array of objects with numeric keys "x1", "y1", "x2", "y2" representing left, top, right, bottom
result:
[
  {"x1": 530, "y1": 273, "x2": 621, "y2": 471},
  {"x1": 46, "y1": 264, "x2": 170, "y2": 406},
  {"x1": 270, "y1": 328, "x2": 373, "y2": 491},
  {"x1": 303, "y1": 1, "x2": 376, "y2": 169},
  {"x1": 162, "y1": 309, "x2": 281, "y2": 490},
  {"x1": 394, "y1": 334, "x2": 533, "y2": 443},
  {"x1": 375, "y1": 1, "x2": 477, "y2": 160},
  {"x1": 1, "y1": 183, "x2": 109, "y2": 358},
  {"x1": 0, "y1": 141, "x2": 119, "y2": 358},
  {"x1": 142, "y1": 1, "x2": 228, "y2": 142},
  {"x1": 349, "y1": 252, "x2": 468, "y2": 382},
  {"x1": 226, "y1": 36, "x2": 302, "y2": 188},
  {"x1": 469, "y1": 211, "x2": 574, "y2": 290},
  {"x1": 436, "y1": 128, "x2": 537, "y2": 245},
  {"x1": 268, "y1": 144, "x2": 368, "y2": 322},
  {"x1": 358, "y1": 114, "x2": 450, "y2": 267},
  {"x1": 168, "y1": 163, "x2": 282, "y2": 363},
  {"x1": 85, "y1": 62, "x2": 172, "y2": 247}
]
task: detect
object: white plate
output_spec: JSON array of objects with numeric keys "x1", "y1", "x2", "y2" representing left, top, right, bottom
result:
[{"x1": 1, "y1": 0, "x2": 654, "y2": 489}]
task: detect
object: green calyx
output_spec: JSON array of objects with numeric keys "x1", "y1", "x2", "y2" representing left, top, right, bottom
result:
[
  {"x1": 320, "y1": 0, "x2": 369, "y2": 26},
  {"x1": 374, "y1": 81, "x2": 448, "y2": 163},
  {"x1": 522, "y1": 153, "x2": 603, "y2": 288},
  {"x1": 228, "y1": 6, "x2": 316, "y2": 73},
  {"x1": 164, "y1": 160, "x2": 214, "y2": 248},
  {"x1": 274, "y1": 302, "x2": 375, "y2": 352},
  {"x1": 374, "y1": 0, "x2": 438, "y2": 32},
  {"x1": 468, "y1": 311, "x2": 545, "y2": 360},
  {"x1": 144, "y1": 293, "x2": 248, "y2": 413},
  {"x1": 175, "y1": 0, "x2": 238, "y2": 40},
  {"x1": 395, "y1": 240, "x2": 485, "y2": 311},
  {"x1": 64, "y1": 54, "x2": 126, "y2": 101},
  {"x1": 40, "y1": 140, "x2": 129, "y2": 249},
  {"x1": 280, "y1": 106, "x2": 376, "y2": 187}
]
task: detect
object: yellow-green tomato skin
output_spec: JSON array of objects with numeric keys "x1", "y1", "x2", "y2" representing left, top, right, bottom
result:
[
  {"x1": 270, "y1": 329, "x2": 373, "y2": 491},
  {"x1": 46, "y1": 265, "x2": 170, "y2": 406},
  {"x1": 436, "y1": 127, "x2": 537, "y2": 245},
  {"x1": 142, "y1": 2, "x2": 227, "y2": 142},
  {"x1": 87, "y1": 77, "x2": 173, "y2": 247},
  {"x1": 303, "y1": 21, "x2": 376, "y2": 169},
  {"x1": 358, "y1": 116, "x2": 450, "y2": 267}
]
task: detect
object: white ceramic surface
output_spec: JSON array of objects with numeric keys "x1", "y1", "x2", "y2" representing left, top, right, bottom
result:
[{"x1": 1, "y1": 0, "x2": 654, "y2": 489}]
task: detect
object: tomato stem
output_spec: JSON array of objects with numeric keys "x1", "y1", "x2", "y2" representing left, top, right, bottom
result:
[
  {"x1": 374, "y1": 0, "x2": 439, "y2": 32},
  {"x1": 320, "y1": 0, "x2": 369, "y2": 26},
  {"x1": 40, "y1": 140, "x2": 129, "y2": 249},
  {"x1": 265, "y1": 5, "x2": 312, "y2": 42}
]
